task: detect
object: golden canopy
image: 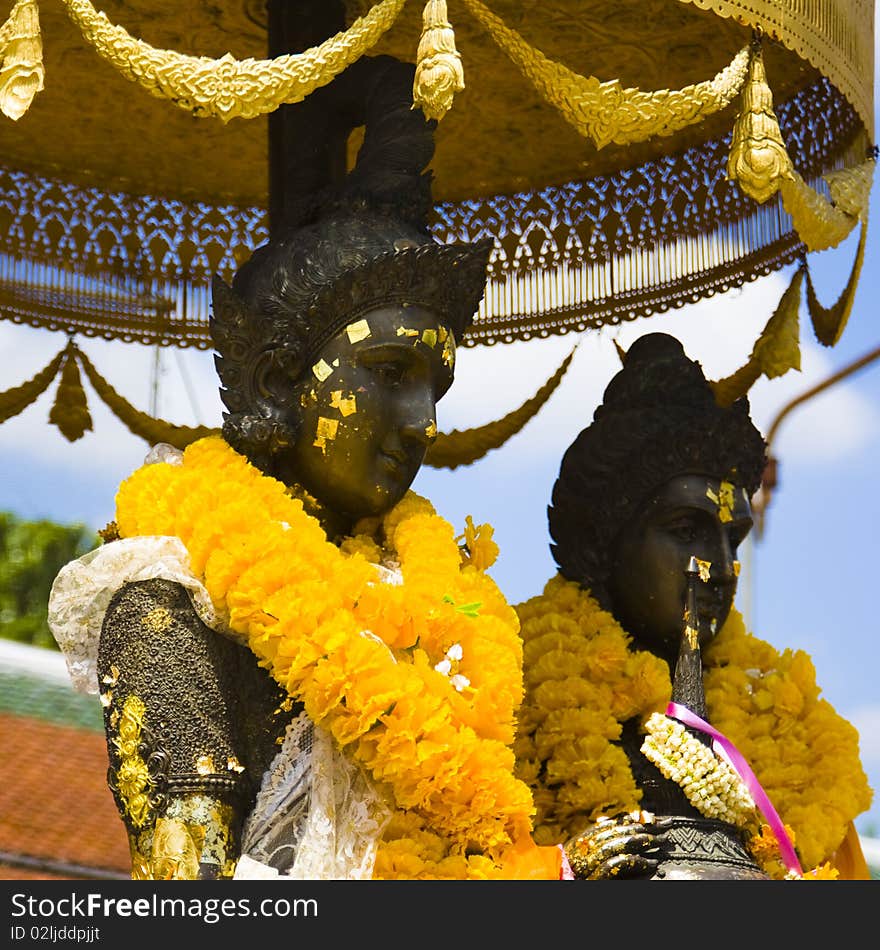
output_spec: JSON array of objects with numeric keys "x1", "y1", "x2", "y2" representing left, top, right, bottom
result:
[{"x1": 0, "y1": 0, "x2": 875, "y2": 448}]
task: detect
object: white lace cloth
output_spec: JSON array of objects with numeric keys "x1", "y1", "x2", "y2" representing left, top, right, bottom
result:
[
  {"x1": 46, "y1": 462, "x2": 394, "y2": 879},
  {"x1": 235, "y1": 712, "x2": 391, "y2": 880},
  {"x1": 47, "y1": 535, "x2": 231, "y2": 695}
]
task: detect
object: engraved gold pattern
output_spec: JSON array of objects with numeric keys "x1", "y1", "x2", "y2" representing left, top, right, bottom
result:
[
  {"x1": 0, "y1": 2, "x2": 871, "y2": 386},
  {"x1": 113, "y1": 695, "x2": 152, "y2": 828},
  {"x1": 461, "y1": 0, "x2": 750, "y2": 149},
  {"x1": 150, "y1": 817, "x2": 204, "y2": 880},
  {"x1": 59, "y1": 0, "x2": 408, "y2": 122}
]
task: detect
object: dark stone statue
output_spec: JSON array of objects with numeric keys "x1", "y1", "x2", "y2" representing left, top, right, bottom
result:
[
  {"x1": 547, "y1": 332, "x2": 770, "y2": 879},
  {"x1": 58, "y1": 56, "x2": 492, "y2": 880}
]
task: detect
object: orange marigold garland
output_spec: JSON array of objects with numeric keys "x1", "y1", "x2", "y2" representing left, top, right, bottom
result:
[
  {"x1": 115, "y1": 436, "x2": 549, "y2": 878},
  {"x1": 514, "y1": 574, "x2": 872, "y2": 877}
]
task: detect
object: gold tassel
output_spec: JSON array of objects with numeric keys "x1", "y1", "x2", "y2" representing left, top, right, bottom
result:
[
  {"x1": 48, "y1": 342, "x2": 93, "y2": 441},
  {"x1": 75, "y1": 345, "x2": 217, "y2": 448},
  {"x1": 806, "y1": 218, "x2": 869, "y2": 347},
  {"x1": 413, "y1": 0, "x2": 464, "y2": 121},
  {"x1": 0, "y1": 0, "x2": 44, "y2": 120},
  {"x1": 425, "y1": 345, "x2": 576, "y2": 469},
  {"x1": 0, "y1": 345, "x2": 64, "y2": 422},
  {"x1": 727, "y1": 40, "x2": 794, "y2": 204},
  {"x1": 710, "y1": 266, "x2": 803, "y2": 407}
]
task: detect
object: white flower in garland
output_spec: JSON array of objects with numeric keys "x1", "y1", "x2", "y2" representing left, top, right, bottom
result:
[
  {"x1": 434, "y1": 643, "x2": 470, "y2": 692},
  {"x1": 641, "y1": 712, "x2": 758, "y2": 828}
]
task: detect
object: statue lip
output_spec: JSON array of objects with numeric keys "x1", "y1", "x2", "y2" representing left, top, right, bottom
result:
[{"x1": 380, "y1": 449, "x2": 411, "y2": 476}]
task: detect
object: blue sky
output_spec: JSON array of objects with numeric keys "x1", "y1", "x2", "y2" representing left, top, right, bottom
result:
[{"x1": 1, "y1": 31, "x2": 878, "y2": 838}]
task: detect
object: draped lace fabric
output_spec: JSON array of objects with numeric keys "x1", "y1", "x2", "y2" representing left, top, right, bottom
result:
[
  {"x1": 47, "y1": 535, "x2": 230, "y2": 694},
  {"x1": 236, "y1": 712, "x2": 391, "y2": 880}
]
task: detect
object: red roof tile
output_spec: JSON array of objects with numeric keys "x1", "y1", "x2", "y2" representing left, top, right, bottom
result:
[{"x1": 0, "y1": 712, "x2": 130, "y2": 879}]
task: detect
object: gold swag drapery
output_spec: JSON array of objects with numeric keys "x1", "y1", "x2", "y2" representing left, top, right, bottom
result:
[{"x1": 0, "y1": 0, "x2": 874, "y2": 444}]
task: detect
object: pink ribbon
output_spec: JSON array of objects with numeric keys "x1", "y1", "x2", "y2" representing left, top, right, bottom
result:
[{"x1": 666, "y1": 701, "x2": 803, "y2": 877}]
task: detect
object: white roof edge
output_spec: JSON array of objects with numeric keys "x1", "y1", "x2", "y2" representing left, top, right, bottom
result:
[{"x1": 0, "y1": 638, "x2": 72, "y2": 686}]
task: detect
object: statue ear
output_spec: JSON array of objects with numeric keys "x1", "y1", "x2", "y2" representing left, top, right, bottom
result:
[
  {"x1": 210, "y1": 275, "x2": 252, "y2": 416},
  {"x1": 210, "y1": 273, "x2": 303, "y2": 417}
]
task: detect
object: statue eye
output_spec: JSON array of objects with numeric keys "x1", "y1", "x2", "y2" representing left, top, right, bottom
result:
[
  {"x1": 665, "y1": 521, "x2": 696, "y2": 542},
  {"x1": 373, "y1": 361, "x2": 407, "y2": 385}
]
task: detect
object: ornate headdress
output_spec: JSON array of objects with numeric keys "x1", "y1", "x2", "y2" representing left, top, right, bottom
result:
[
  {"x1": 209, "y1": 55, "x2": 492, "y2": 460},
  {"x1": 548, "y1": 332, "x2": 767, "y2": 605}
]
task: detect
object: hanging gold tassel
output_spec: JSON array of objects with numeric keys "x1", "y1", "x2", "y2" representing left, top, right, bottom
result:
[
  {"x1": 413, "y1": 0, "x2": 464, "y2": 121},
  {"x1": 425, "y1": 345, "x2": 576, "y2": 469},
  {"x1": 710, "y1": 266, "x2": 803, "y2": 407},
  {"x1": 806, "y1": 218, "x2": 869, "y2": 347},
  {"x1": 48, "y1": 342, "x2": 93, "y2": 441},
  {"x1": 0, "y1": 345, "x2": 64, "y2": 422},
  {"x1": 727, "y1": 39, "x2": 794, "y2": 204},
  {"x1": 75, "y1": 345, "x2": 217, "y2": 449},
  {"x1": 0, "y1": 0, "x2": 44, "y2": 120}
]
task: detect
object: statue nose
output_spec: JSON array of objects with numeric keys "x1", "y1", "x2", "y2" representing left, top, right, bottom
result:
[
  {"x1": 400, "y1": 415, "x2": 436, "y2": 448},
  {"x1": 709, "y1": 535, "x2": 737, "y2": 584}
]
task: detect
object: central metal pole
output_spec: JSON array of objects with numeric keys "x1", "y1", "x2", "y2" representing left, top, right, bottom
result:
[{"x1": 267, "y1": 0, "x2": 349, "y2": 236}]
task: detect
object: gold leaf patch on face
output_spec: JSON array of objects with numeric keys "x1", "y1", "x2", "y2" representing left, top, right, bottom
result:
[
  {"x1": 313, "y1": 416, "x2": 340, "y2": 454},
  {"x1": 442, "y1": 337, "x2": 455, "y2": 369},
  {"x1": 312, "y1": 359, "x2": 333, "y2": 381},
  {"x1": 695, "y1": 558, "x2": 711, "y2": 582},
  {"x1": 345, "y1": 319, "x2": 371, "y2": 343},
  {"x1": 330, "y1": 390, "x2": 357, "y2": 417},
  {"x1": 396, "y1": 326, "x2": 419, "y2": 338},
  {"x1": 421, "y1": 328, "x2": 438, "y2": 347},
  {"x1": 718, "y1": 480, "x2": 735, "y2": 523}
]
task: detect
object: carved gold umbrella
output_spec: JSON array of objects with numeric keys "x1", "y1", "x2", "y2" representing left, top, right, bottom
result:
[{"x1": 0, "y1": 0, "x2": 875, "y2": 452}]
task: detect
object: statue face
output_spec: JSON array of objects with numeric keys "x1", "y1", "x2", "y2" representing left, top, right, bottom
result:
[
  {"x1": 276, "y1": 303, "x2": 455, "y2": 523},
  {"x1": 607, "y1": 473, "x2": 753, "y2": 659}
]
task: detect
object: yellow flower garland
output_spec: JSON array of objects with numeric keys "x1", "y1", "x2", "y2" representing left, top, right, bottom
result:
[
  {"x1": 114, "y1": 436, "x2": 550, "y2": 879},
  {"x1": 514, "y1": 574, "x2": 873, "y2": 874}
]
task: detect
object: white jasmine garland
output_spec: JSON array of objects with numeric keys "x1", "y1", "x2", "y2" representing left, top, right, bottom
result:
[{"x1": 641, "y1": 713, "x2": 758, "y2": 827}]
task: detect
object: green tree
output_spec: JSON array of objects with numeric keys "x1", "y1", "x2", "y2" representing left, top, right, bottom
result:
[{"x1": 0, "y1": 513, "x2": 98, "y2": 649}]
